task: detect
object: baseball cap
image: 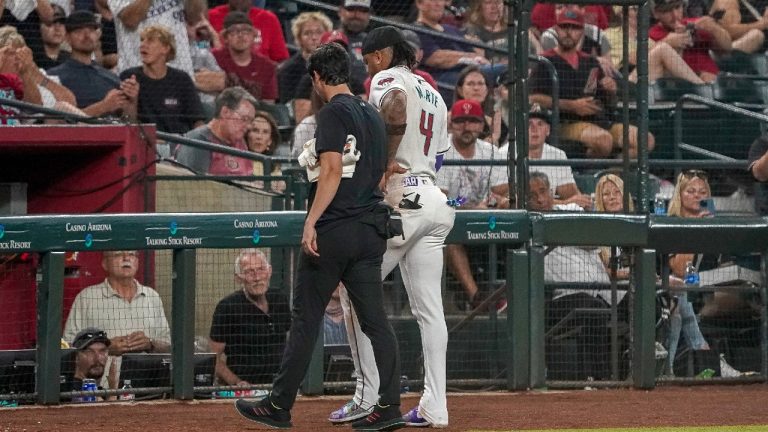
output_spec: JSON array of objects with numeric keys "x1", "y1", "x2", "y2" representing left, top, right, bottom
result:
[
  {"x1": 343, "y1": 0, "x2": 371, "y2": 10},
  {"x1": 72, "y1": 328, "x2": 111, "y2": 350},
  {"x1": 65, "y1": 10, "x2": 100, "y2": 32},
  {"x1": 51, "y1": 4, "x2": 66, "y2": 24},
  {"x1": 556, "y1": 8, "x2": 585, "y2": 27},
  {"x1": 401, "y1": 29, "x2": 421, "y2": 50},
  {"x1": 321, "y1": 30, "x2": 349, "y2": 47},
  {"x1": 652, "y1": 0, "x2": 683, "y2": 11},
  {"x1": 223, "y1": 11, "x2": 253, "y2": 30},
  {"x1": 451, "y1": 99, "x2": 484, "y2": 122},
  {"x1": 361, "y1": 25, "x2": 406, "y2": 55},
  {"x1": 529, "y1": 103, "x2": 551, "y2": 124}
]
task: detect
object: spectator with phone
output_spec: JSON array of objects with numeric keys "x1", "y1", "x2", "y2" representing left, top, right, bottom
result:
[
  {"x1": 707, "y1": 0, "x2": 768, "y2": 54},
  {"x1": 649, "y1": 0, "x2": 733, "y2": 83}
]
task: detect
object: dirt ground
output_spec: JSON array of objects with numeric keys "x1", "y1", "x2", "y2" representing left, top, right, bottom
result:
[{"x1": 2, "y1": 384, "x2": 767, "y2": 432}]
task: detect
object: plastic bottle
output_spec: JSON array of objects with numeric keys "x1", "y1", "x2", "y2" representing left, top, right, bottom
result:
[
  {"x1": 119, "y1": 380, "x2": 135, "y2": 401},
  {"x1": 654, "y1": 195, "x2": 666, "y2": 215},
  {"x1": 684, "y1": 261, "x2": 700, "y2": 287}
]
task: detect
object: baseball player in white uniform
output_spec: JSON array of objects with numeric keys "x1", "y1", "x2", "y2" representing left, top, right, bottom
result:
[{"x1": 327, "y1": 26, "x2": 454, "y2": 428}]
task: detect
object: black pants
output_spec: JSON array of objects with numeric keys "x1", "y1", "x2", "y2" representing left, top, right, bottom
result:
[{"x1": 270, "y1": 219, "x2": 401, "y2": 410}]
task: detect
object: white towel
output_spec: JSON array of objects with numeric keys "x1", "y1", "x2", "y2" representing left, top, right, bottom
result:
[{"x1": 299, "y1": 135, "x2": 361, "y2": 182}]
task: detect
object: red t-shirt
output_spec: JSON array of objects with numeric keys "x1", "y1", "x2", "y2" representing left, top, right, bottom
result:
[
  {"x1": 0, "y1": 73, "x2": 24, "y2": 125},
  {"x1": 531, "y1": 4, "x2": 609, "y2": 31},
  {"x1": 207, "y1": 138, "x2": 254, "y2": 175},
  {"x1": 208, "y1": 5, "x2": 289, "y2": 63},
  {"x1": 649, "y1": 18, "x2": 719, "y2": 75},
  {"x1": 213, "y1": 46, "x2": 278, "y2": 101}
]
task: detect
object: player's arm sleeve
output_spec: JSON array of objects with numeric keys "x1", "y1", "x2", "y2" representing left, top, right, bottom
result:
[
  {"x1": 435, "y1": 118, "x2": 450, "y2": 171},
  {"x1": 368, "y1": 71, "x2": 406, "y2": 110}
]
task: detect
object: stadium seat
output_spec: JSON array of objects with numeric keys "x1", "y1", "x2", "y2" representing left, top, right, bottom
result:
[
  {"x1": 649, "y1": 78, "x2": 714, "y2": 104},
  {"x1": 713, "y1": 75, "x2": 768, "y2": 106}
]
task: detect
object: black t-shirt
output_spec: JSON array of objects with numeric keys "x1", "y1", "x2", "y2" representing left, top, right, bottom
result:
[
  {"x1": 49, "y1": 59, "x2": 121, "y2": 109},
  {"x1": 0, "y1": 11, "x2": 43, "y2": 55},
  {"x1": 748, "y1": 133, "x2": 768, "y2": 215},
  {"x1": 119, "y1": 66, "x2": 205, "y2": 134},
  {"x1": 209, "y1": 290, "x2": 291, "y2": 384},
  {"x1": 277, "y1": 53, "x2": 306, "y2": 103},
  {"x1": 310, "y1": 93, "x2": 386, "y2": 232},
  {"x1": 33, "y1": 49, "x2": 70, "y2": 71},
  {"x1": 530, "y1": 49, "x2": 609, "y2": 124}
]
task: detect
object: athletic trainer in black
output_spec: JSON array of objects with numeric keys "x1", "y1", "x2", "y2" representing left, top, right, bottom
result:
[
  {"x1": 351, "y1": 404, "x2": 406, "y2": 431},
  {"x1": 234, "y1": 396, "x2": 292, "y2": 429}
]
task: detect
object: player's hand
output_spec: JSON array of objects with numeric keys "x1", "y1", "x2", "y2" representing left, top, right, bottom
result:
[
  {"x1": 301, "y1": 222, "x2": 319, "y2": 257},
  {"x1": 381, "y1": 159, "x2": 407, "y2": 194}
]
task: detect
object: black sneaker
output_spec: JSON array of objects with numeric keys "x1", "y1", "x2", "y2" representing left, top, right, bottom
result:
[
  {"x1": 234, "y1": 396, "x2": 292, "y2": 429},
  {"x1": 350, "y1": 404, "x2": 405, "y2": 431}
]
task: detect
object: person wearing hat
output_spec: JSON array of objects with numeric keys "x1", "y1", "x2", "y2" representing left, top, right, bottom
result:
[
  {"x1": 513, "y1": 104, "x2": 592, "y2": 209},
  {"x1": 70, "y1": 328, "x2": 111, "y2": 390},
  {"x1": 206, "y1": 0, "x2": 288, "y2": 63},
  {"x1": 211, "y1": 11, "x2": 277, "y2": 102},
  {"x1": 362, "y1": 28, "x2": 438, "y2": 96},
  {"x1": 337, "y1": 0, "x2": 372, "y2": 62},
  {"x1": 235, "y1": 42, "x2": 404, "y2": 431},
  {"x1": 0, "y1": 0, "x2": 56, "y2": 54},
  {"x1": 530, "y1": 7, "x2": 654, "y2": 158},
  {"x1": 649, "y1": 0, "x2": 732, "y2": 83},
  {"x1": 33, "y1": 3, "x2": 70, "y2": 70},
  {"x1": 437, "y1": 98, "x2": 509, "y2": 317},
  {"x1": 326, "y1": 25, "x2": 453, "y2": 428},
  {"x1": 48, "y1": 10, "x2": 139, "y2": 119}
]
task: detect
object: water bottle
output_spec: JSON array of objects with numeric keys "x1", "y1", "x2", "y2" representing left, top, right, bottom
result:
[
  {"x1": 119, "y1": 380, "x2": 135, "y2": 401},
  {"x1": 684, "y1": 261, "x2": 699, "y2": 288},
  {"x1": 654, "y1": 194, "x2": 666, "y2": 215}
]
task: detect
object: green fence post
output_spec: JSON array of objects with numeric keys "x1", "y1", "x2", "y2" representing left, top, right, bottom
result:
[
  {"x1": 508, "y1": 249, "x2": 529, "y2": 390},
  {"x1": 528, "y1": 218, "x2": 547, "y2": 388},
  {"x1": 36, "y1": 251, "x2": 65, "y2": 405},
  {"x1": 633, "y1": 249, "x2": 656, "y2": 389},
  {"x1": 172, "y1": 249, "x2": 196, "y2": 399}
]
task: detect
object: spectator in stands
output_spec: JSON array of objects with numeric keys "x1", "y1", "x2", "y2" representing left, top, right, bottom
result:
[
  {"x1": 748, "y1": 132, "x2": 768, "y2": 215},
  {"x1": 185, "y1": 5, "x2": 223, "y2": 116},
  {"x1": 665, "y1": 170, "x2": 714, "y2": 374},
  {"x1": 464, "y1": 0, "x2": 542, "y2": 63},
  {"x1": 63, "y1": 250, "x2": 171, "y2": 388},
  {"x1": 209, "y1": 249, "x2": 290, "y2": 385},
  {"x1": 0, "y1": 0, "x2": 55, "y2": 56},
  {"x1": 649, "y1": 0, "x2": 733, "y2": 83},
  {"x1": 176, "y1": 86, "x2": 256, "y2": 175},
  {"x1": 707, "y1": 0, "x2": 767, "y2": 54},
  {"x1": 291, "y1": 30, "x2": 366, "y2": 123},
  {"x1": 540, "y1": 4, "x2": 612, "y2": 71},
  {"x1": 516, "y1": 104, "x2": 593, "y2": 209},
  {"x1": 108, "y1": 0, "x2": 194, "y2": 77},
  {"x1": 529, "y1": 171, "x2": 614, "y2": 380},
  {"x1": 290, "y1": 89, "x2": 324, "y2": 158},
  {"x1": 278, "y1": 11, "x2": 332, "y2": 104},
  {"x1": 0, "y1": 25, "x2": 78, "y2": 121},
  {"x1": 529, "y1": 7, "x2": 654, "y2": 158},
  {"x1": 437, "y1": 99, "x2": 509, "y2": 312},
  {"x1": 49, "y1": 10, "x2": 139, "y2": 119},
  {"x1": 337, "y1": 0, "x2": 372, "y2": 67},
  {"x1": 207, "y1": 0, "x2": 288, "y2": 63},
  {"x1": 210, "y1": 12, "x2": 277, "y2": 103},
  {"x1": 453, "y1": 65, "x2": 501, "y2": 144},
  {"x1": 245, "y1": 110, "x2": 286, "y2": 192},
  {"x1": 324, "y1": 284, "x2": 349, "y2": 346},
  {"x1": 65, "y1": 327, "x2": 111, "y2": 398},
  {"x1": 120, "y1": 25, "x2": 204, "y2": 135},
  {"x1": 605, "y1": 5, "x2": 705, "y2": 84},
  {"x1": 33, "y1": 3, "x2": 69, "y2": 70},
  {"x1": 414, "y1": 0, "x2": 491, "y2": 97},
  {"x1": 594, "y1": 173, "x2": 633, "y2": 280},
  {"x1": 531, "y1": 3, "x2": 609, "y2": 34},
  {"x1": 94, "y1": 0, "x2": 119, "y2": 69}
]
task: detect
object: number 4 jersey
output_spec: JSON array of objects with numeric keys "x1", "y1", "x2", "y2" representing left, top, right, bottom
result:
[{"x1": 368, "y1": 65, "x2": 449, "y2": 179}]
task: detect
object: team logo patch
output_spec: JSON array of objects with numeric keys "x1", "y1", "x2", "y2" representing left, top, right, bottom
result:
[{"x1": 377, "y1": 77, "x2": 395, "y2": 86}]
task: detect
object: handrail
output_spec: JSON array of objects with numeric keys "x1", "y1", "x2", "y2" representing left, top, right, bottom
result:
[{"x1": 673, "y1": 93, "x2": 768, "y2": 165}]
